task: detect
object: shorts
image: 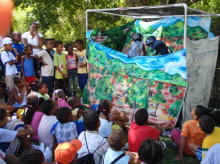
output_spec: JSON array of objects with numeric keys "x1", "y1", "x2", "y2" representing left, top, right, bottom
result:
[
  {"x1": 42, "y1": 76, "x2": 54, "y2": 94},
  {"x1": 25, "y1": 76, "x2": 36, "y2": 84},
  {"x1": 196, "y1": 146, "x2": 202, "y2": 161}
]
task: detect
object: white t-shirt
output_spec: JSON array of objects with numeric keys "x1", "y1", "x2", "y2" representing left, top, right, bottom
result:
[
  {"x1": 22, "y1": 32, "x2": 43, "y2": 56},
  {"x1": 103, "y1": 148, "x2": 130, "y2": 164},
  {"x1": 1, "y1": 51, "x2": 18, "y2": 75},
  {"x1": 0, "y1": 128, "x2": 17, "y2": 143},
  {"x1": 38, "y1": 115, "x2": 57, "y2": 150},
  {"x1": 36, "y1": 50, "x2": 54, "y2": 76},
  {"x1": 0, "y1": 149, "x2": 6, "y2": 164}
]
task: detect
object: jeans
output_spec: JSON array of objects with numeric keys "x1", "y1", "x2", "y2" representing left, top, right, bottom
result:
[
  {"x1": 42, "y1": 76, "x2": 54, "y2": 95},
  {"x1": 68, "y1": 69, "x2": 78, "y2": 97}
]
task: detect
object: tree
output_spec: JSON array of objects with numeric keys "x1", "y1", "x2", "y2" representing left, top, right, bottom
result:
[
  {"x1": 126, "y1": 77, "x2": 133, "y2": 84},
  {"x1": 169, "y1": 85, "x2": 180, "y2": 99},
  {"x1": 156, "y1": 82, "x2": 164, "y2": 92},
  {"x1": 152, "y1": 92, "x2": 166, "y2": 116},
  {"x1": 115, "y1": 75, "x2": 124, "y2": 84},
  {"x1": 100, "y1": 68, "x2": 107, "y2": 75},
  {"x1": 83, "y1": 87, "x2": 90, "y2": 105},
  {"x1": 90, "y1": 77, "x2": 96, "y2": 88},
  {"x1": 148, "y1": 79, "x2": 155, "y2": 97},
  {"x1": 168, "y1": 100, "x2": 182, "y2": 118}
]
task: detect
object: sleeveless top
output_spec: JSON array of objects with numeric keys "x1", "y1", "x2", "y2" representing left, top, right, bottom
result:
[
  {"x1": 15, "y1": 86, "x2": 27, "y2": 107},
  {"x1": 98, "y1": 117, "x2": 113, "y2": 138},
  {"x1": 67, "y1": 54, "x2": 77, "y2": 69},
  {"x1": 24, "y1": 56, "x2": 35, "y2": 77}
]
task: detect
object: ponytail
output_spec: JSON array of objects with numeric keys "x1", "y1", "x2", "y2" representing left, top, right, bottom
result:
[{"x1": 97, "y1": 99, "x2": 111, "y2": 121}]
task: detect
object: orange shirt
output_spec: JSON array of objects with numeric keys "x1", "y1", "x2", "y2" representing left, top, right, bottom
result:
[{"x1": 181, "y1": 120, "x2": 206, "y2": 156}]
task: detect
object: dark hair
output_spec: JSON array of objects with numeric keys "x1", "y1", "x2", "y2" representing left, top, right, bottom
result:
[
  {"x1": 195, "y1": 105, "x2": 210, "y2": 120},
  {"x1": 0, "y1": 109, "x2": 6, "y2": 120},
  {"x1": 138, "y1": 139, "x2": 163, "y2": 164},
  {"x1": 41, "y1": 100, "x2": 54, "y2": 116},
  {"x1": 56, "y1": 107, "x2": 71, "y2": 124},
  {"x1": 64, "y1": 43, "x2": 72, "y2": 50},
  {"x1": 55, "y1": 80, "x2": 65, "y2": 90},
  {"x1": 54, "y1": 41, "x2": 63, "y2": 47},
  {"x1": 83, "y1": 111, "x2": 99, "y2": 131},
  {"x1": 14, "y1": 75, "x2": 23, "y2": 84},
  {"x1": 0, "y1": 81, "x2": 7, "y2": 90},
  {"x1": 97, "y1": 99, "x2": 111, "y2": 121},
  {"x1": 199, "y1": 115, "x2": 215, "y2": 134},
  {"x1": 135, "y1": 108, "x2": 148, "y2": 126},
  {"x1": 31, "y1": 22, "x2": 39, "y2": 27},
  {"x1": 74, "y1": 39, "x2": 83, "y2": 45},
  {"x1": 57, "y1": 91, "x2": 66, "y2": 99},
  {"x1": 108, "y1": 130, "x2": 126, "y2": 151},
  {"x1": 24, "y1": 95, "x2": 45, "y2": 125},
  {"x1": 19, "y1": 149, "x2": 44, "y2": 164},
  {"x1": 36, "y1": 82, "x2": 46, "y2": 92},
  {"x1": 30, "y1": 81, "x2": 39, "y2": 92},
  {"x1": 24, "y1": 44, "x2": 32, "y2": 52},
  {"x1": 44, "y1": 38, "x2": 52, "y2": 45},
  {"x1": 67, "y1": 96, "x2": 78, "y2": 107}
]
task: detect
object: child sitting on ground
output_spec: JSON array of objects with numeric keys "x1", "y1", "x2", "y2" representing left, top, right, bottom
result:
[
  {"x1": 77, "y1": 112, "x2": 109, "y2": 164},
  {"x1": 172, "y1": 105, "x2": 210, "y2": 161},
  {"x1": 97, "y1": 99, "x2": 129, "y2": 138},
  {"x1": 23, "y1": 93, "x2": 45, "y2": 140},
  {"x1": 29, "y1": 81, "x2": 39, "y2": 94},
  {"x1": 0, "y1": 80, "x2": 15, "y2": 105},
  {"x1": 51, "y1": 107, "x2": 78, "y2": 144},
  {"x1": 38, "y1": 100, "x2": 58, "y2": 150},
  {"x1": 36, "y1": 82, "x2": 50, "y2": 100},
  {"x1": 128, "y1": 108, "x2": 163, "y2": 153}
]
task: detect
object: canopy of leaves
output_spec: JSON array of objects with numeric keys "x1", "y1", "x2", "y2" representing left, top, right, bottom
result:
[
  {"x1": 115, "y1": 75, "x2": 124, "y2": 84},
  {"x1": 83, "y1": 87, "x2": 90, "y2": 104},
  {"x1": 90, "y1": 77, "x2": 96, "y2": 88},
  {"x1": 156, "y1": 83, "x2": 164, "y2": 91},
  {"x1": 168, "y1": 100, "x2": 182, "y2": 117},
  {"x1": 169, "y1": 85, "x2": 180, "y2": 96},
  {"x1": 148, "y1": 79, "x2": 155, "y2": 87},
  {"x1": 152, "y1": 92, "x2": 166, "y2": 104}
]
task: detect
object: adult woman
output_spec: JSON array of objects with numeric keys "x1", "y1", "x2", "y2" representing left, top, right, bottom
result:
[{"x1": 22, "y1": 22, "x2": 43, "y2": 78}]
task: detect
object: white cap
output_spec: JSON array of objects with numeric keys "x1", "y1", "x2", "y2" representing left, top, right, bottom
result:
[{"x1": 3, "y1": 37, "x2": 13, "y2": 45}]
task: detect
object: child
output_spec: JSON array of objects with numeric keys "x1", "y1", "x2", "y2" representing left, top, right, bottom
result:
[
  {"x1": 11, "y1": 31, "x2": 24, "y2": 75},
  {"x1": 67, "y1": 96, "x2": 91, "y2": 120},
  {"x1": 38, "y1": 100, "x2": 58, "y2": 150},
  {"x1": 74, "y1": 39, "x2": 88, "y2": 92},
  {"x1": 36, "y1": 82, "x2": 50, "y2": 100},
  {"x1": 1, "y1": 37, "x2": 19, "y2": 91},
  {"x1": 128, "y1": 33, "x2": 146, "y2": 58},
  {"x1": 11, "y1": 76, "x2": 29, "y2": 108},
  {"x1": 128, "y1": 108, "x2": 162, "y2": 152},
  {"x1": 34, "y1": 38, "x2": 54, "y2": 97},
  {"x1": 55, "y1": 139, "x2": 82, "y2": 164},
  {"x1": 201, "y1": 144, "x2": 220, "y2": 164},
  {"x1": 77, "y1": 111, "x2": 109, "y2": 164},
  {"x1": 138, "y1": 139, "x2": 163, "y2": 164},
  {"x1": 97, "y1": 99, "x2": 129, "y2": 138},
  {"x1": 29, "y1": 81, "x2": 39, "y2": 94},
  {"x1": 0, "y1": 81, "x2": 15, "y2": 105},
  {"x1": 54, "y1": 41, "x2": 68, "y2": 92},
  {"x1": 51, "y1": 107, "x2": 78, "y2": 144},
  {"x1": 23, "y1": 93, "x2": 45, "y2": 140},
  {"x1": 21, "y1": 45, "x2": 36, "y2": 84},
  {"x1": 19, "y1": 149, "x2": 45, "y2": 164},
  {"x1": 65, "y1": 43, "x2": 78, "y2": 97},
  {"x1": 172, "y1": 105, "x2": 210, "y2": 161},
  {"x1": 52, "y1": 80, "x2": 67, "y2": 106}
]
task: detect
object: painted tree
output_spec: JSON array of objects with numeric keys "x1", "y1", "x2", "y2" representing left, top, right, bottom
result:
[
  {"x1": 96, "y1": 66, "x2": 100, "y2": 74},
  {"x1": 168, "y1": 100, "x2": 182, "y2": 118},
  {"x1": 90, "y1": 77, "x2": 96, "y2": 88},
  {"x1": 148, "y1": 79, "x2": 155, "y2": 97},
  {"x1": 152, "y1": 92, "x2": 166, "y2": 116},
  {"x1": 156, "y1": 82, "x2": 164, "y2": 92},
  {"x1": 169, "y1": 85, "x2": 180, "y2": 99},
  {"x1": 115, "y1": 75, "x2": 124, "y2": 84},
  {"x1": 100, "y1": 68, "x2": 107, "y2": 75},
  {"x1": 126, "y1": 77, "x2": 134, "y2": 84},
  {"x1": 83, "y1": 87, "x2": 90, "y2": 105}
]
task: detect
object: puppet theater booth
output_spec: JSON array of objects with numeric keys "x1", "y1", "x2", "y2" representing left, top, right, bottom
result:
[{"x1": 83, "y1": 4, "x2": 220, "y2": 128}]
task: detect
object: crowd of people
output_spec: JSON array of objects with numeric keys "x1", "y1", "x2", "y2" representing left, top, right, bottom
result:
[{"x1": 0, "y1": 22, "x2": 220, "y2": 164}]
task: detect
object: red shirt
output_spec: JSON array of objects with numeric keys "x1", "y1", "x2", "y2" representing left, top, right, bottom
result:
[{"x1": 128, "y1": 122, "x2": 160, "y2": 152}]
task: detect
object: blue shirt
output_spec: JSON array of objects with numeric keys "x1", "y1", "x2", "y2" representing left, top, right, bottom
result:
[
  {"x1": 12, "y1": 43, "x2": 24, "y2": 72},
  {"x1": 103, "y1": 148, "x2": 130, "y2": 164}
]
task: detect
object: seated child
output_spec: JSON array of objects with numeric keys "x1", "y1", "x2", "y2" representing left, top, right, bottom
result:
[
  {"x1": 55, "y1": 90, "x2": 69, "y2": 108},
  {"x1": 19, "y1": 149, "x2": 47, "y2": 164},
  {"x1": 52, "y1": 79, "x2": 66, "y2": 103},
  {"x1": 23, "y1": 93, "x2": 45, "y2": 140},
  {"x1": 138, "y1": 139, "x2": 163, "y2": 164},
  {"x1": 29, "y1": 81, "x2": 39, "y2": 94},
  {"x1": 38, "y1": 100, "x2": 58, "y2": 150},
  {"x1": 172, "y1": 105, "x2": 210, "y2": 160},
  {"x1": 11, "y1": 76, "x2": 29, "y2": 108},
  {"x1": 0, "y1": 81, "x2": 15, "y2": 105},
  {"x1": 55, "y1": 139, "x2": 82, "y2": 164},
  {"x1": 67, "y1": 96, "x2": 91, "y2": 120},
  {"x1": 51, "y1": 107, "x2": 78, "y2": 144},
  {"x1": 36, "y1": 82, "x2": 50, "y2": 100},
  {"x1": 0, "y1": 149, "x2": 19, "y2": 164},
  {"x1": 97, "y1": 99, "x2": 129, "y2": 138},
  {"x1": 0, "y1": 108, "x2": 34, "y2": 155},
  {"x1": 201, "y1": 143, "x2": 220, "y2": 164},
  {"x1": 77, "y1": 111, "x2": 109, "y2": 164}
]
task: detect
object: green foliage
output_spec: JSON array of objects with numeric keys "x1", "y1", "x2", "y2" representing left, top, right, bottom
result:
[
  {"x1": 83, "y1": 87, "x2": 90, "y2": 105},
  {"x1": 168, "y1": 100, "x2": 182, "y2": 118},
  {"x1": 156, "y1": 83, "x2": 164, "y2": 91},
  {"x1": 113, "y1": 72, "x2": 118, "y2": 78},
  {"x1": 176, "y1": 38, "x2": 183, "y2": 45},
  {"x1": 90, "y1": 77, "x2": 96, "y2": 88},
  {"x1": 169, "y1": 85, "x2": 180, "y2": 96},
  {"x1": 100, "y1": 68, "x2": 106, "y2": 75},
  {"x1": 115, "y1": 75, "x2": 124, "y2": 84},
  {"x1": 126, "y1": 77, "x2": 133, "y2": 84},
  {"x1": 148, "y1": 79, "x2": 155, "y2": 87},
  {"x1": 152, "y1": 92, "x2": 166, "y2": 104},
  {"x1": 95, "y1": 76, "x2": 114, "y2": 101},
  {"x1": 96, "y1": 66, "x2": 100, "y2": 73},
  {"x1": 127, "y1": 80, "x2": 149, "y2": 109}
]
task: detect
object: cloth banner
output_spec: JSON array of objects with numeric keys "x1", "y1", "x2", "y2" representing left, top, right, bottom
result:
[{"x1": 183, "y1": 37, "x2": 219, "y2": 122}]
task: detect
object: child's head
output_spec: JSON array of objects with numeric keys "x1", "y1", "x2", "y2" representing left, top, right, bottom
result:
[
  {"x1": 12, "y1": 31, "x2": 21, "y2": 43},
  {"x1": 0, "y1": 81, "x2": 7, "y2": 96},
  {"x1": 30, "y1": 22, "x2": 39, "y2": 33},
  {"x1": 56, "y1": 107, "x2": 73, "y2": 124},
  {"x1": 24, "y1": 93, "x2": 45, "y2": 125},
  {"x1": 97, "y1": 99, "x2": 113, "y2": 121},
  {"x1": 64, "y1": 43, "x2": 73, "y2": 54},
  {"x1": 30, "y1": 81, "x2": 39, "y2": 92},
  {"x1": 36, "y1": 82, "x2": 48, "y2": 95},
  {"x1": 44, "y1": 38, "x2": 53, "y2": 51},
  {"x1": 74, "y1": 39, "x2": 83, "y2": 51},
  {"x1": 24, "y1": 44, "x2": 33, "y2": 55},
  {"x1": 191, "y1": 105, "x2": 210, "y2": 120},
  {"x1": 0, "y1": 109, "x2": 7, "y2": 128},
  {"x1": 55, "y1": 80, "x2": 65, "y2": 90},
  {"x1": 19, "y1": 149, "x2": 45, "y2": 164},
  {"x1": 41, "y1": 100, "x2": 58, "y2": 116},
  {"x1": 67, "y1": 96, "x2": 81, "y2": 109},
  {"x1": 108, "y1": 130, "x2": 126, "y2": 151},
  {"x1": 54, "y1": 41, "x2": 63, "y2": 52},
  {"x1": 138, "y1": 139, "x2": 163, "y2": 164},
  {"x1": 57, "y1": 91, "x2": 66, "y2": 99},
  {"x1": 135, "y1": 108, "x2": 148, "y2": 126},
  {"x1": 14, "y1": 76, "x2": 26, "y2": 87},
  {"x1": 83, "y1": 111, "x2": 100, "y2": 131},
  {"x1": 50, "y1": 38, "x2": 55, "y2": 48},
  {"x1": 3, "y1": 37, "x2": 13, "y2": 51},
  {"x1": 199, "y1": 115, "x2": 215, "y2": 134}
]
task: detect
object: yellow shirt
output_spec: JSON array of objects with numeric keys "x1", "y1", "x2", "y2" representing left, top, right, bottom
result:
[
  {"x1": 202, "y1": 127, "x2": 220, "y2": 159},
  {"x1": 54, "y1": 52, "x2": 67, "y2": 79},
  {"x1": 76, "y1": 49, "x2": 87, "y2": 74}
]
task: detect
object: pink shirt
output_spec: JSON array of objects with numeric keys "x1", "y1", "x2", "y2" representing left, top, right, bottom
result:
[
  {"x1": 67, "y1": 54, "x2": 77, "y2": 69},
  {"x1": 31, "y1": 111, "x2": 44, "y2": 140}
]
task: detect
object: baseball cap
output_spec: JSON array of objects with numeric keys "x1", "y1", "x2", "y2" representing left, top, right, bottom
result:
[
  {"x1": 55, "y1": 139, "x2": 82, "y2": 164},
  {"x1": 3, "y1": 37, "x2": 12, "y2": 45}
]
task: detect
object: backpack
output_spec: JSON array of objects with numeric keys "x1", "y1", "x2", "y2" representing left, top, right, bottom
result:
[
  {"x1": 0, "y1": 50, "x2": 10, "y2": 78},
  {"x1": 75, "y1": 132, "x2": 106, "y2": 164},
  {"x1": 102, "y1": 150, "x2": 125, "y2": 164}
]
